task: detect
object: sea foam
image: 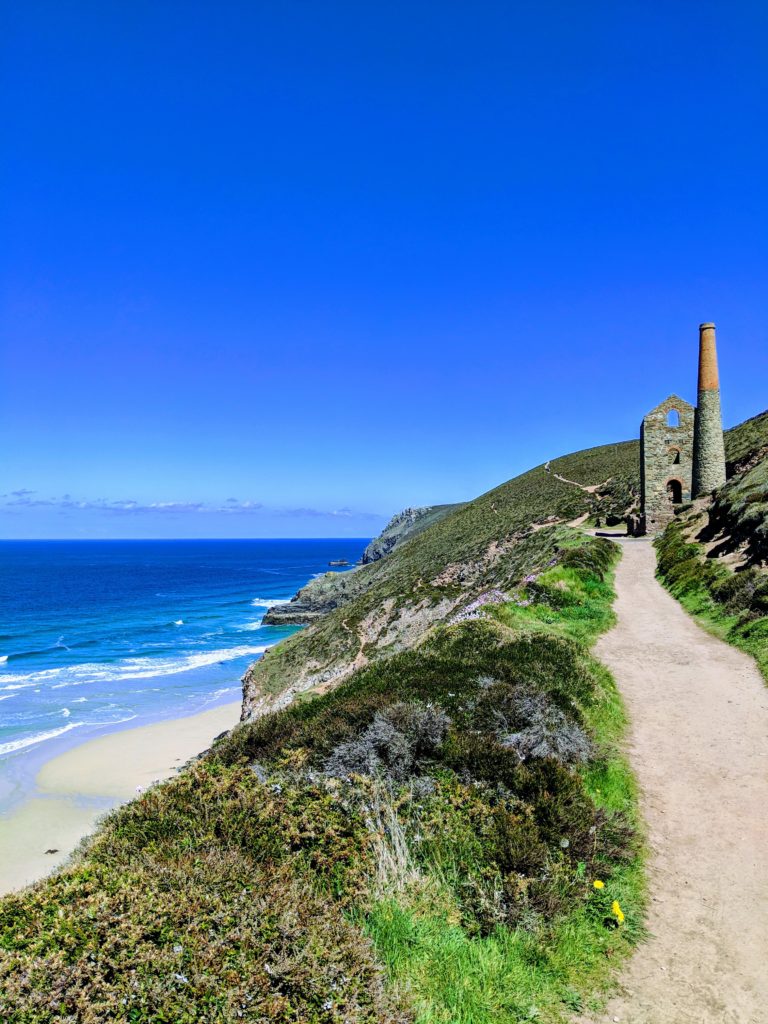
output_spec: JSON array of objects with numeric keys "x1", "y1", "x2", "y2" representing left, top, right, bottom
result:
[
  {"x1": 0, "y1": 644, "x2": 272, "y2": 691},
  {"x1": 52, "y1": 645, "x2": 271, "y2": 689},
  {"x1": 0, "y1": 722, "x2": 83, "y2": 757}
]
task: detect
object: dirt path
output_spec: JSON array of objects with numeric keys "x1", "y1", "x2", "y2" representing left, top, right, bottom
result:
[
  {"x1": 583, "y1": 538, "x2": 768, "y2": 1024},
  {"x1": 544, "y1": 460, "x2": 610, "y2": 494}
]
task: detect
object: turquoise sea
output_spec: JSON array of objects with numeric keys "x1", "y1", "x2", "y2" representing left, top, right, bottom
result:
[{"x1": 0, "y1": 540, "x2": 365, "y2": 805}]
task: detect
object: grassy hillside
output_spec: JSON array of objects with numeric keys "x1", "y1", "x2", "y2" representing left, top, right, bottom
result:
[
  {"x1": 724, "y1": 409, "x2": 768, "y2": 474},
  {"x1": 243, "y1": 441, "x2": 639, "y2": 714},
  {"x1": 362, "y1": 504, "x2": 463, "y2": 563},
  {"x1": 654, "y1": 408, "x2": 768, "y2": 682},
  {"x1": 703, "y1": 456, "x2": 768, "y2": 566},
  {"x1": 0, "y1": 534, "x2": 642, "y2": 1023},
  {"x1": 245, "y1": 413, "x2": 768, "y2": 716}
]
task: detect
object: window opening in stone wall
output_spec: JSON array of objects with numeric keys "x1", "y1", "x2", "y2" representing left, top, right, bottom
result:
[
  {"x1": 667, "y1": 409, "x2": 680, "y2": 427},
  {"x1": 670, "y1": 448, "x2": 681, "y2": 464},
  {"x1": 666, "y1": 479, "x2": 683, "y2": 504}
]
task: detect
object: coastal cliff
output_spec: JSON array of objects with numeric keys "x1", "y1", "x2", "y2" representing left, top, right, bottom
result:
[
  {"x1": 243, "y1": 439, "x2": 640, "y2": 719},
  {"x1": 360, "y1": 504, "x2": 460, "y2": 563},
  {"x1": 262, "y1": 503, "x2": 461, "y2": 627}
]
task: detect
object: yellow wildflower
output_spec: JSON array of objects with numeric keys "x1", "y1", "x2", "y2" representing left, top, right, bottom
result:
[
  {"x1": 593, "y1": 880, "x2": 605, "y2": 890},
  {"x1": 612, "y1": 900, "x2": 625, "y2": 925}
]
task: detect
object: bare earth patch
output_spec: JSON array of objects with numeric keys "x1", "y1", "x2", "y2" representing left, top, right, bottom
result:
[{"x1": 579, "y1": 539, "x2": 768, "y2": 1024}]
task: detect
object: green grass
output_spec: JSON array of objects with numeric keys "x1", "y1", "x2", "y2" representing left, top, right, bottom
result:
[
  {"x1": 351, "y1": 537, "x2": 645, "y2": 1024},
  {"x1": 489, "y1": 566, "x2": 616, "y2": 646},
  {"x1": 366, "y1": 847, "x2": 643, "y2": 1024},
  {"x1": 655, "y1": 516, "x2": 768, "y2": 682}
]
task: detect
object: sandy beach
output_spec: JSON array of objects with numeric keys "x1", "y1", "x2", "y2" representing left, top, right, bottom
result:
[{"x1": 0, "y1": 701, "x2": 240, "y2": 896}]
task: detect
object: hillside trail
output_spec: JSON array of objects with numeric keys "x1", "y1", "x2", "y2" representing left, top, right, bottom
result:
[
  {"x1": 543, "y1": 459, "x2": 610, "y2": 494},
  {"x1": 577, "y1": 538, "x2": 768, "y2": 1024}
]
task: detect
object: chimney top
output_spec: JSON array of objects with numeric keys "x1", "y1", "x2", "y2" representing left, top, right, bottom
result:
[{"x1": 697, "y1": 323, "x2": 720, "y2": 391}]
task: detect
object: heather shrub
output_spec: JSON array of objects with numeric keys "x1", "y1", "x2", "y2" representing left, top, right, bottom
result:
[
  {"x1": 710, "y1": 568, "x2": 762, "y2": 614},
  {"x1": 323, "y1": 702, "x2": 451, "y2": 781},
  {"x1": 0, "y1": 854, "x2": 404, "y2": 1024},
  {"x1": 466, "y1": 682, "x2": 591, "y2": 764},
  {"x1": 558, "y1": 537, "x2": 616, "y2": 580}
]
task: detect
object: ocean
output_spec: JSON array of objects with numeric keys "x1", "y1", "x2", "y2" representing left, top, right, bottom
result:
[{"x1": 0, "y1": 539, "x2": 366, "y2": 801}]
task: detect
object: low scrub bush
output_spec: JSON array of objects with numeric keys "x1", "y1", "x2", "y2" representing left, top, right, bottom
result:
[
  {"x1": 323, "y1": 702, "x2": 451, "y2": 782},
  {"x1": 656, "y1": 519, "x2": 768, "y2": 681}
]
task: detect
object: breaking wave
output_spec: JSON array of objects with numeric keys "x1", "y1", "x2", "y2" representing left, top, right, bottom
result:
[
  {"x1": 0, "y1": 645, "x2": 272, "y2": 691},
  {"x1": 0, "y1": 722, "x2": 83, "y2": 757}
]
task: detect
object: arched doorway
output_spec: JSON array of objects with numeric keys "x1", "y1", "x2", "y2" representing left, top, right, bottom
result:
[{"x1": 667, "y1": 479, "x2": 683, "y2": 504}]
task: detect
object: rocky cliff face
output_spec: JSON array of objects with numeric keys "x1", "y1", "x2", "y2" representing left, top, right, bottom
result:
[
  {"x1": 262, "y1": 567, "x2": 369, "y2": 626},
  {"x1": 262, "y1": 502, "x2": 460, "y2": 626},
  {"x1": 361, "y1": 505, "x2": 458, "y2": 563}
]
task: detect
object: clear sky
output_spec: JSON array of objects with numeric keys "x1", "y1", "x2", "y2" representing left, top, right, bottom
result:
[{"x1": 2, "y1": 1, "x2": 766, "y2": 539}]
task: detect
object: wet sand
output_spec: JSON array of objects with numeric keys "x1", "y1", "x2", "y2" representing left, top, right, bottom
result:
[{"x1": 0, "y1": 701, "x2": 240, "y2": 895}]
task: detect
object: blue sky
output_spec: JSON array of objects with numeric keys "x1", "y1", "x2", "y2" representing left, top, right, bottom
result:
[{"x1": 2, "y1": 1, "x2": 766, "y2": 539}]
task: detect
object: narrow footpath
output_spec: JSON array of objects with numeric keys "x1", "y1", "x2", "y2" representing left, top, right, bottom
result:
[{"x1": 583, "y1": 538, "x2": 768, "y2": 1024}]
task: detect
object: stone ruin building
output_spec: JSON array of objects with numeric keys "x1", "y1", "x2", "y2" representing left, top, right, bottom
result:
[{"x1": 638, "y1": 323, "x2": 726, "y2": 535}]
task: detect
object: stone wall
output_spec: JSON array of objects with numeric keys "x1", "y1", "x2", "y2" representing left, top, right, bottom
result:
[
  {"x1": 640, "y1": 395, "x2": 695, "y2": 534},
  {"x1": 692, "y1": 390, "x2": 727, "y2": 496}
]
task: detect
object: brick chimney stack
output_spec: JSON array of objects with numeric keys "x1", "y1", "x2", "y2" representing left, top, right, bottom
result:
[{"x1": 692, "y1": 323, "x2": 727, "y2": 497}]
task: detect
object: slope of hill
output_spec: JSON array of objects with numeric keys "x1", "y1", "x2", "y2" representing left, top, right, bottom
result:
[
  {"x1": 654, "y1": 409, "x2": 768, "y2": 681},
  {"x1": 361, "y1": 504, "x2": 462, "y2": 564},
  {"x1": 243, "y1": 440, "x2": 639, "y2": 717},
  {"x1": 264, "y1": 505, "x2": 463, "y2": 627},
  {"x1": 0, "y1": 532, "x2": 642, "y2": 1023},
  {"x1": 2, "y1": 410, "x2": 764, "y2": 1023}
]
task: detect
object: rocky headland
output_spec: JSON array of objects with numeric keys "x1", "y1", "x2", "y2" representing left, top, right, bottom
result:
[{"x1": 262, "y1": 503, "x2": 460, "y2": 626}]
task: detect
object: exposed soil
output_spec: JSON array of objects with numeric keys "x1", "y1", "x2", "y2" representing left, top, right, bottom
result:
[
  {"x1": 580, "y1": 538, "x2": 768, "y2": 1024},
  {"x1": 544, "y1": 459, "x2": 611, "y2": 494}
]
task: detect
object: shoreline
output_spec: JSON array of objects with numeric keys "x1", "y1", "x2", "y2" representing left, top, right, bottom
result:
[{"x1": 0, "y1": 700, "x2": 240, "y2": 896}]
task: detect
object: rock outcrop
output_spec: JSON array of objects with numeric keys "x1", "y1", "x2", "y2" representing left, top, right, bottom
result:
[
  {"x1": 262, "y1": 568, "x2": 367, "y2": 626},
  {"x1": 262, "y1": 502, "x2": 460, "y2": 626},
  {"x1": 361, "y1": 505, "x2": 458, "y2": 564}
]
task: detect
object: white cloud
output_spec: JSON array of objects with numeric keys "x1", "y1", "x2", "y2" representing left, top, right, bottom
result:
[{"x1": 0, "y1": 492, "x2": 383, "y2": 520}]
